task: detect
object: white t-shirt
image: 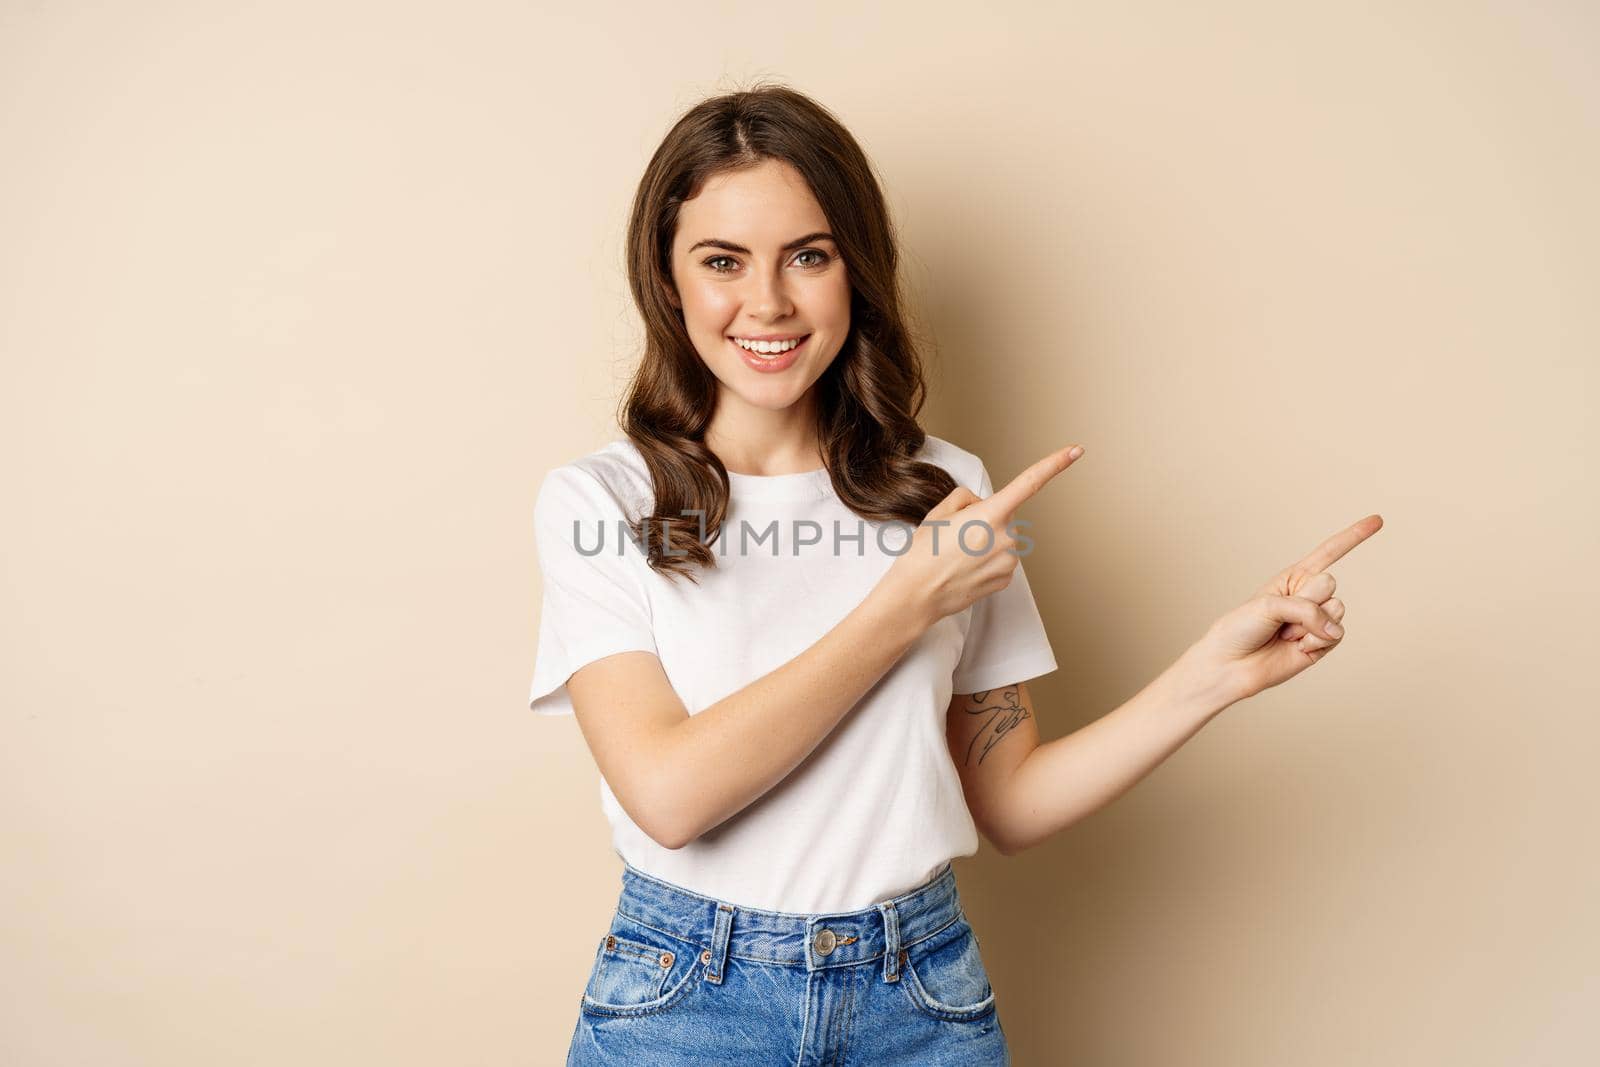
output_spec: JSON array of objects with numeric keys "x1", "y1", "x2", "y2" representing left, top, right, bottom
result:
[{"x1": 528, "y1": 434, "x2": 1057, "y2": 913}]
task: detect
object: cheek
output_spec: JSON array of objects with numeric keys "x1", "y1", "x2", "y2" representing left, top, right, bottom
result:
[
  {"x1": 815, "y1": 273, "x2": 851, "y2": 322},
  {"x1": 680, "y1": 282, "x2": 738, "y2": 323}
]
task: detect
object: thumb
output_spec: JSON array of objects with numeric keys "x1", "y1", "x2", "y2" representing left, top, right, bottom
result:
[{"x1": 1260, "y1": 594, "x2": 1344, "y2": 640}]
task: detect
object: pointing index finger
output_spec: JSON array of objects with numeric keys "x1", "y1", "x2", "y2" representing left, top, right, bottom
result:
[
  {"x1": 1292, "y1": 513, "x2": 1385, "y2": 574},
  {"x1": 983, "y1": 445, "x2": 1083, "y2": 520}
]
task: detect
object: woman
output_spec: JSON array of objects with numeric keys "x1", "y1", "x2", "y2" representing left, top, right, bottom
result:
[{"x1": 529, "y1": 83, "x2": 1381, "y2": 1065}]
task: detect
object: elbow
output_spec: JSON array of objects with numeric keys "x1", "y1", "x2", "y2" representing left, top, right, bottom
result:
[
  {"x1": 996, "y1": 834, "x2": 1037, "y2": 857},
  {"x1": 645, "y1": 820, "x2": 694, "y2": 851},
  {"x1": 630, "y1": 787, "x2": 701, "y2": 851},
  {"x1": 985, "y1": 817, "x2": 1033, "y2": 858},
  {"x1": 612, "y1": 731, "x2": 702, "y2": 850},
  {"x1": 649, "y1": 820, "x2": 709, "y2": 852},
  {"x1": 629, "y1": 808, "x2": 689, "y2": 851},
  {"x1": 651, "y1": 795, "x2": 715, "y2": 850},
  {"x1": 643, "y1": 830, "x2": 685, "y2": 851}
]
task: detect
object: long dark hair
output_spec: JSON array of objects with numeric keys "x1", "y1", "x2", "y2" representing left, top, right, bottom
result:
[{"x1": 619, "y1": 81, "x2": 957, "y2": 582}]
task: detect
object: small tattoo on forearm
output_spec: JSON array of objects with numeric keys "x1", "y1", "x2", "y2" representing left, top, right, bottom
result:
[{"x1": 963, "y1": 687, "x2": 1030, "y2": 765}]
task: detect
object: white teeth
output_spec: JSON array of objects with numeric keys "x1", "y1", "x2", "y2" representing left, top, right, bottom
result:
[{"x1": 733, "y1": 336, "x2": 804, "y2": 355}]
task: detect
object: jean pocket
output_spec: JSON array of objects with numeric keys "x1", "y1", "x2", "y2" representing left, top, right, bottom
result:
[
  {"x1": 899, "y1": 918, "x2": 997, "y2": 1023},
  {"x1": 580, "y1": 913, "x2": 702, "y2": 1018}
]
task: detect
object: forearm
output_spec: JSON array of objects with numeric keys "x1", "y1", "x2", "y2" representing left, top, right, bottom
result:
[
  {"x1": 654, "y1": 578, "x2": 930, "y2": 846},
  {"x1": 996, "y1": 648, "x2": 1239, "y2": 854}
]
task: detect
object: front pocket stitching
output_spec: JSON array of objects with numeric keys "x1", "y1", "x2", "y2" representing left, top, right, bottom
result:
[
  {"x1": 581, "y1": 951, "x2": 703, "y2": 1018},
  {"x1": 906, "y1": 961, "x2": 995, "y2": 1016},
  {"x1": 581, "y1": 926, "x2": 709, "y2": 1019},
  {"x1": 606, "y1": 936, "x2": 664, "y2": 964},
  {"x1": 899, "y1": 938, "x2": 997, "y2": 1022},
  {"x1": 587, "y1": 934, "x2": 671, "y2": 1007}
]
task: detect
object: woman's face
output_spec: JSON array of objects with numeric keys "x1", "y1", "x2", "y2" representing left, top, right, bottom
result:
[{"x1": 668, "y1": 158, "x2": 850, "y2": 417}]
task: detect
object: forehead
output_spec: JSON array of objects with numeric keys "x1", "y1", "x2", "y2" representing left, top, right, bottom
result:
[{"x1": 675, "y1": 160, "x2": 829, "y2": 247}]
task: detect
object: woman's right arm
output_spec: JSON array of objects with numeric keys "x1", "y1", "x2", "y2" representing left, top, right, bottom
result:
[
  {"x1": 566, "y1": 444, "x2": 1082, "y2": 850},
  {"x1": 568, "y1": 574, "x2": 931, "y2": 849}
]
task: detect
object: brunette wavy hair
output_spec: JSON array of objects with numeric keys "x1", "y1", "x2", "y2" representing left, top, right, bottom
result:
[{"x1": 619, "y1": 82, "x2": 958, "y2": 582}]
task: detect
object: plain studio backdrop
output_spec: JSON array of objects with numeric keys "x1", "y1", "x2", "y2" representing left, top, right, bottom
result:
[{"x1": 2, "y1": 2, "x2": 1595, "y2": 1064}]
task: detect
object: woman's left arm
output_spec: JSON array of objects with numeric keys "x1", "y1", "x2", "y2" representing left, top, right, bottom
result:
[
  {"x1": 949, "y1": 513, "x2": 1383, "y2": 856},
  {"x1": 947, "y1": 655, "x2": 1236, "y2": 856}
]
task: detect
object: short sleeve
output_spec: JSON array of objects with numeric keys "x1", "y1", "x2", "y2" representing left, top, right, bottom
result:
[
  {"x1": 950, "y1": 461, "x2": 1059, "y2": 695},
  {"x1": 528, "y1": 465, "x2": 659, "y2": 716}
]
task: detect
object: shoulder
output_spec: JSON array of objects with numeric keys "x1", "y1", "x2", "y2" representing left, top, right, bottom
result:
[
  {"x1": 914, "y1": 433, "x2": 989, "y2": 494},
  {"x1": 535, "y1": 438, "x2": 654, "y2": 524}
]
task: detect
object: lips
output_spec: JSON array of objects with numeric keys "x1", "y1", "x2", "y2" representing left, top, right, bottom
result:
[{"x1": 731, "y1": 333, "x2": 809, "y2": 373}]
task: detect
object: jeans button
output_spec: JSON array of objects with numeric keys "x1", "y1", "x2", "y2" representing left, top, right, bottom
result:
[{"x1": 814, "y1": 928, "x2": 837, "y2": 956}]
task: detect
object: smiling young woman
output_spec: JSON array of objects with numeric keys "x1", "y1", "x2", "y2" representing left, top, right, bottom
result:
[
  {"x1": 527, "y1": 81, "x2": 1379, "y2": 1065},
  {"x1": 529, "y1": 82, "x2": 1056, "y2": 1065}
]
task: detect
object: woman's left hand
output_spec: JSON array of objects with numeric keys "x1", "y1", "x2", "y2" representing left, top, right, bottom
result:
[{"x1": 1184, "y1": 514, "x2": 1385, "y2": 704}]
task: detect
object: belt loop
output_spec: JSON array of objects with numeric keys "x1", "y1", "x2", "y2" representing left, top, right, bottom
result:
[
  {"x1": 878, "y1": 901, "x2": 902, "y2": 984},
  {"x1": 703, "y1": 903, "x2": 734, "y2": 985}
]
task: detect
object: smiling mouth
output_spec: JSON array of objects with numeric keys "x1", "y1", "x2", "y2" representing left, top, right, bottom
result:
[{"x1": 728, "y1": 333, "x2": 811, "y2": 356}]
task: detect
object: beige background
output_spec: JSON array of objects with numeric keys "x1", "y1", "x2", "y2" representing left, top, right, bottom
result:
[{"x1": 3, "y1": 2, "x2": 1595, "y2": 1064}]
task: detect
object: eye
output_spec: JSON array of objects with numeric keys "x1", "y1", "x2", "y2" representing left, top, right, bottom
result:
[{"x1": 699, "y1": 249, "x2": 834, "y2": 274}]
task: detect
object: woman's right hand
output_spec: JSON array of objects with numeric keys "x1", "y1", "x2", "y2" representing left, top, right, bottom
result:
[{"x1": 882, "y1": 444, "x2": 1084, "y2": 629}]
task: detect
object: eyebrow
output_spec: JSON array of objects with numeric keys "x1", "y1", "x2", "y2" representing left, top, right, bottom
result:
[{"x1": 686, "y1": 231, "x2": 837, "y2": 255}]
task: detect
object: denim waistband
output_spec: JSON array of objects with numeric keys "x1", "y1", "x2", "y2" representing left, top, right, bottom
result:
[{"x1": 613, "y1": 860, "x2": 964, "y2": 985}]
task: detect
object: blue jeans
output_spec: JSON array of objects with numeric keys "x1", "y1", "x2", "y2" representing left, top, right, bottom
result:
[{"x1": 565, "y1": 859, "x2": 1009, "y2": 1065}]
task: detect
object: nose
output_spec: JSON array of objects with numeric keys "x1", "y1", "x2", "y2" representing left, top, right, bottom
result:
[{"x1": 743, "y1": 265, "x2": 796, "y2": 323}]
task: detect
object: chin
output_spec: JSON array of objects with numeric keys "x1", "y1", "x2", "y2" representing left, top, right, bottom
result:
[{"x1": 727, "y1": 380, "x2": 812, "y2": 411}]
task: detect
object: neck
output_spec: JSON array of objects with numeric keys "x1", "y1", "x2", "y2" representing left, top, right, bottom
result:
[{"x1": 705, "y1": 391, "x2": 823, "y2": 476}]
